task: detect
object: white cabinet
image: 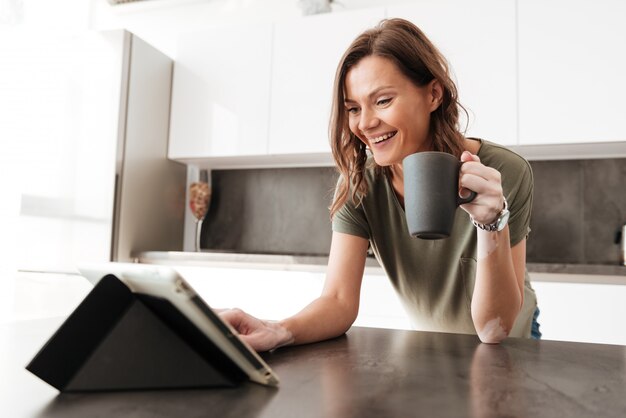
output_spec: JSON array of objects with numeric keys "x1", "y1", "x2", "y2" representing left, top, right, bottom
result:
[
  {"x1": 518, "y1": 0, "x2": 626, "y2": 145},
  {"x1": 387, "y1": 0, "x2": 518, "y2": 146},
  {"x1": 168, "y1": 24, "x2": 273, "y2": 159},
  {"x1": 168, "y1": 3, "x2": 518, "y2": 161},
  {"x1": 268, "y1": 8, "x2": 384, "y2": 155},
  {"x1": 175, "y1": 265, "x2": 411, "y2": 330},
  {"x1": 166, "y1": 1, "x2": 626, "y2": 164},
  {"x1": 531, "y1": 278, "x2": 626, "y2": 346}
]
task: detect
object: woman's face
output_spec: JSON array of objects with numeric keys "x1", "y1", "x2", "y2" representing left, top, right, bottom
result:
[{"x1": 344, "y1": 55, "x2": 441, "y2": 167}]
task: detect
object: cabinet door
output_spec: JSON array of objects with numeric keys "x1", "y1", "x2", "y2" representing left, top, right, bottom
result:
[
  {"x1": 177, "y1": 265, "x2": 412, "y2": 330},
  {"x1": 518, "y1": 0, "x2": 626, "y2": 144},
  {"x1": 531, "y1": 279, "x2": 626, "y2": 345},
  {"x1": 168, "y1": 24, "x2": 272, "y2": 159},
  {"x1": 268, "y1": 8, "x2": 384, "y2": 155},
  {"x1": 387, "y1": 0, "x2": 518, "y2": 146}
]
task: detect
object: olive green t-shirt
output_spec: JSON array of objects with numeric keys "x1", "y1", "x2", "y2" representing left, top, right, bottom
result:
[{"x1": 332, "y1": 139, "x2": 538, "y2": 338}]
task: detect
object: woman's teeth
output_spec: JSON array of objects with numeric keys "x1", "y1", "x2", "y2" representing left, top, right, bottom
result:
[{"x1": 371, "y1": 131, "x2": 397, "y2": 144}]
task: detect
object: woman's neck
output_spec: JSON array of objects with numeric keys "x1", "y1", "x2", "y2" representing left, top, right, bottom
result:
[{"x1": 388, "y1": 164, "x2": 406, "y2": 207}]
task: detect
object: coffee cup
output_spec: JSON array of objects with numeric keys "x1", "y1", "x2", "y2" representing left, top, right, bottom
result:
[{"x1": 402, "y1": 151, "x2": 476, "y2": 239}]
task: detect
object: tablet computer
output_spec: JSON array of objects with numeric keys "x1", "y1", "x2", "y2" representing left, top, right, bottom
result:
[{"x1": 78, "y1": 262, "x2": 279, "y2": 387}]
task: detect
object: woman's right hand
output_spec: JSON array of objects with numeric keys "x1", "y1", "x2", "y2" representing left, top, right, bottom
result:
[{"x1": 218, "y1": 308, "x2": 294, "y2": 352}]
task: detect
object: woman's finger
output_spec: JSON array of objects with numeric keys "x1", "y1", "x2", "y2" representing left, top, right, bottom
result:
[
  {"x1": 460, "y1": 161, "x2": 501, "y2": 183},
  {"x1": 461, "y1": 151, "x2": 480, "y2": 163},
  {"x1": 459, "y1": 173, "x2": 502, "y2": 197}
]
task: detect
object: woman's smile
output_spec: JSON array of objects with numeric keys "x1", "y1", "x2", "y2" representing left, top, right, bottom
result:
[{"x1": 369, "y1": 131, "x2": 397, "y2": 144}]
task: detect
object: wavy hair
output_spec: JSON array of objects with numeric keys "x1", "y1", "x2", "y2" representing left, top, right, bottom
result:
[{"x1": 329, "y1": 18, "x2": 468, "y2": 219}]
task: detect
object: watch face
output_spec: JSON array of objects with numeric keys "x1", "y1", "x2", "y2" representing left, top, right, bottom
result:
[{"x1": 497, "y1": 210, "x2": 511, "y2": 231}]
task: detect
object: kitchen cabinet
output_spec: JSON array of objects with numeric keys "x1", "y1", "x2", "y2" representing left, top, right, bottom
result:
[
  {"x1": 167, "y1": 0, "x2": 626, "y2": 166},
  {"x1": 531, "y1": 278, "x2": 626, "y2": 346},
  {"x1": 386, "y1": 0, "x2": 518, "y2": 146},
  {"x1": 268, "y1": 8, "x2": 384, "y2": 155},
  {"x1": 175, "y1": 265, "x2": 411, "y2": 331},
  {"x1": 518, "y1": 0, "x2": 626, "y2": 145},
  {"x1": 168, "y1": 24, "x2": 273, "y2": 159}
]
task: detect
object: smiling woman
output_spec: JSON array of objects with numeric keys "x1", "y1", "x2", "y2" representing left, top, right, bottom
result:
[
  {"x1": 330, "y1": 19, "x2": 467, "y2": 211},
  {"x1": 220, "y1": 18, "x2": 540, "y2": 350}
]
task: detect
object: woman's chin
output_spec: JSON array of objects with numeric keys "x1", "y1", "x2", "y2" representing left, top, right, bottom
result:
[
  {"x1": 371, "y1": 155, "x2": 390, "y2": 166},
  {"x1": 371, "y1": 152, "x2": 399, "y2": 167}
]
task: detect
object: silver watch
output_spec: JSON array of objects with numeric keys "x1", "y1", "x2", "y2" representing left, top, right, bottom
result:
[{"x1": 471, "y1": 197, "x2": 510, "y2": 232}]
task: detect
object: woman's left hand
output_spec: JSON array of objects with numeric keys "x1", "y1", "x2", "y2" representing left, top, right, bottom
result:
[{"x1": 458, "y1": 151, "x2": 505, "y2": 224}]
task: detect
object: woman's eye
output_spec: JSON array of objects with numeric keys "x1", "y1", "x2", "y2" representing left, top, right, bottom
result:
[
  {"x1": 347, "y1": 107, "x2": 359, "y2": 115},
  {"x1": 377, "y1": 98, "x2": 391, "y2": 106}
]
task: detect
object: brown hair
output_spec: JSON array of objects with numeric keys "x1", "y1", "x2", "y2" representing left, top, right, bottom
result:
[{"x1": 329, "y1": 18, "x2": 467, "y2": 219}]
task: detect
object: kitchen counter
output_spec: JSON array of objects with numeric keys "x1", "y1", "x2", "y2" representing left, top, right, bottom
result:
[
  {"x1": 135, "y1": 251, "x2": 385, "y2": 275},
  {"x1": 3, "y1": 318, "x2": 625, "y2": 417},
  {"x1": 136, "y1": 251, "x2": 626, "y2": 284},
  {"x1": 526, "y1": 262, "x2": 626, "y2": 277}
]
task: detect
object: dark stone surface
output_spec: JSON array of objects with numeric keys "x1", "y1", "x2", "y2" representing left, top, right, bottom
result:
[
  {"x1": 202, "y1": 167, "x2": 338, "y2": 256},
  {"x1": 527, "y1": 263, "x2": 626, "y2": 279},
  {"x1": 200, "y1": 158, "x2": 626, "y2": 266},
  {"x1": 527, "y1": 158, "x2": 626, "y2": 265},
  {"x1": 582, "y1": 159, "x2": 626, "y2": 264},
  {"x1": 11, "y1": 322, "x2": 626, "y2": 418},
  {"x1": 527, "y1": 160, "x2": 584, "y2": 263}
]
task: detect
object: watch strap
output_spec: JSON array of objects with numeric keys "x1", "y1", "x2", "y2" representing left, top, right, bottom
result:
[{"x1": 471, "y1": 197, "x2": 509, "y2": 232}]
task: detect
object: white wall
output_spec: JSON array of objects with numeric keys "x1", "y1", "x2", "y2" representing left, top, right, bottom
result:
[
  {"x1": 0, "y1": 30, "x2": 123, "y2": 272},
  {"x1": 88, "y1": 0, "x2": 408, "y2": 58},
  {"x1": 0, "y1": 0, "x2": 91, "y2": 29}
]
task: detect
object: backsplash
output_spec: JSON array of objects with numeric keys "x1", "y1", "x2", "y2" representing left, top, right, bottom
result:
[
  {"x1": 202, "y1": 167, "x2": 337, "y2": 255},
  {"x1": 526, "y1": 158, "x2": 626, "y2": 265},
  {"x1": 202, "y1": 158, "x2": 626, "y2": 265}
]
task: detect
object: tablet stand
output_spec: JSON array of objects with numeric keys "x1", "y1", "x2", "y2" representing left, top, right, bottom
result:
[{"x1": 26, "y1": 274, "x2": 246, "y2": 392}]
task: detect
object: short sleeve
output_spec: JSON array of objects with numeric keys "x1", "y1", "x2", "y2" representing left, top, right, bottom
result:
[
  {"x1": 505, "y1": 160, "x2": 534, "y2": 247},
  {"x1": 331, "y1": 178, "x2": 370, "y2": 240}
]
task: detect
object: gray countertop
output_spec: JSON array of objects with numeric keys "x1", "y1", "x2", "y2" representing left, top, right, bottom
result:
[
  {"x1": 134, "y1": 251, "x2": 385, "y2": 275},
  {"x1": 136, "y1": 251, "x2": 626, "y2": 284},
  {"x1": 4, "y1": 318, "x2": 626, "y2": 418},
  {"x1": 526, "y1": 262, "x2": 626, "y2": 276}
]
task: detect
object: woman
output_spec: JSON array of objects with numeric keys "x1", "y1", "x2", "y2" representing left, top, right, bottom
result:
[{"x1": 220, "y1": 18, "x2": 540, "y2": 351}]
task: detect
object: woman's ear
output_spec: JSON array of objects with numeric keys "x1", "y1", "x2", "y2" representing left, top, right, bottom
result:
[{"x1": 428, "y1": 79, "x2": 443, "y2": 112}]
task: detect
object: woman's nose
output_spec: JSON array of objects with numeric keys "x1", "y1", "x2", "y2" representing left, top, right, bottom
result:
[{"x1": 358, "y1": 108, "x2": 379, "y2": 132}]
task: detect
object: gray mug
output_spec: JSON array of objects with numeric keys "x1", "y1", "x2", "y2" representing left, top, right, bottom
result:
[{"x1": 402, "y1": 151, "x2": 476, "y2": 239}]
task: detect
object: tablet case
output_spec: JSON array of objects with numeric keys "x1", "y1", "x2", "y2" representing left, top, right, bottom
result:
[{"x1": 26, "y1": 274, "x2": 247, "y2": 392}]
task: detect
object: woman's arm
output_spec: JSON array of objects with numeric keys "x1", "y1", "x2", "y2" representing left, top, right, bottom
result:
[
  {"x1": 471, "y1": 229, "x2": 526, "y2": 343},
  {"x1": 220, "y1": 231, "x2": 369, "y2": 351},
  {"x1": 459, "y1": 151, "x2": 526, "y2": 343}
]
